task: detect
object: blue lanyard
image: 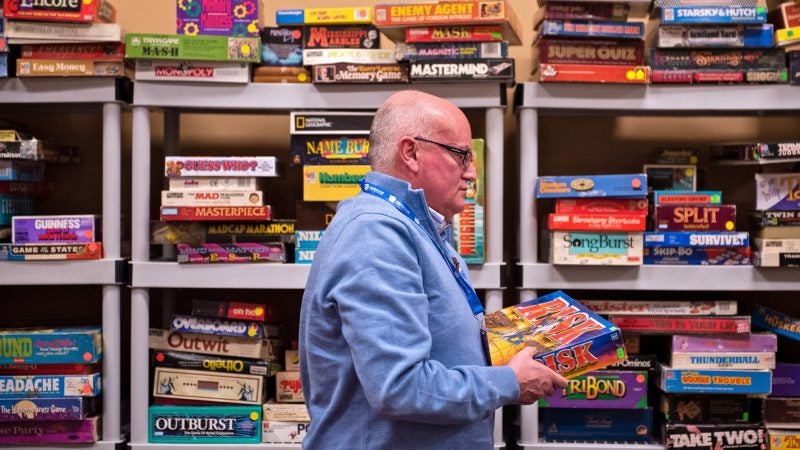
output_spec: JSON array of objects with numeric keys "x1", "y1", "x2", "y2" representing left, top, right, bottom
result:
[{"x1": 359, "y1": 179, "x2": 485, "y2": 317}]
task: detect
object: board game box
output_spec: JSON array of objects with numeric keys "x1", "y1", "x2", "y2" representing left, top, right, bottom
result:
[
  {"x1": 485, "y1": 290, "x2": 626, "y2": 379},
  {"x1": 149, "y1": 405, "x2": 261, "y2": 443},
  {"x1": 539, "y1": 370, "x2": 647, "y2": 408}
]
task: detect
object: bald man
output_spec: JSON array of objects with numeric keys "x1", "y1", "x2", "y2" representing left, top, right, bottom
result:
[{"x1": 298, "y1": 90, "x2": 566, "y2": 450}]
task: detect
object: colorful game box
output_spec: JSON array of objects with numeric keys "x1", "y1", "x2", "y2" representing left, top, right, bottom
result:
[
  {"x1": 539, "y1": 370, "x2": 648, "y2": 408},
  {"x1": 536, "y1": 174, "x2": 647, "y2": 198},
  {"x1": 152, "y1": 350, "x2": 272, "y2": 376},
  {"x1": 664, "y1": 423, "x2": 768, "y2": 449},
  {"x1": 653, "y1": 205, "x2": 737, "y2": 231},
  {"x1": 404, "y1": 25, "x2": 505, "y2": 43},
  {"x1": 485, "y1": 291, "x2": 627, "y2": 379},
  {"x1": 542, "y1": 407, "x2": 652, "y2": 441},
  {"x1": 303, "y1": 25, "x2": 379, "y2": 49},
  {"x1": 772, "y1": 363, "x2": 800, "y2": 397},
  {"x1": 0, "y1": 327, "x2": 102, "y2": 365},
  {"x1": 752, "y1": 305, "x2": 800, "y2": 342},
  {"x1": 612, "y1": 315, "x2": 750, "y2": 335},
  {"x1": 583, "y1": 300, "x2": 737, "y2": 316},
  {"x1": 303, "y1": 165, "x2": 370, "y2": 201},
  {"x1": 374, "y1": 0, "x2": 523, "y2": 45},
  {"x1": 660, "y1": 393, "x2": 759, "y2": 424},
  {"x1": 277, "y1": 7, "x2": 374, "y2": 25},
  {"x1": 547, "y1": 213, "x2": 647, "y2": 231},
  {"x1": 657, "y1": 24, "x2": 773, "y2": 48},
  {"x1": 644, "y1": 231, "x2": 749, "y2": 247},
  {"x1": 290, "y1": 111, "x2": 373, "y2": 135},
  {"x1": 149, "y1": 405, "x2": 261, "y2": 443},
  {"x1": 12, "y1": 215, "x2": 99, "y2": 244},
  {"x1": 765, "y1": 397, "x2": 800, "y2": 427},
  {"x1": 672, "y1": 333, "x2": 777, "y2": 353},
  {"x1": 756, "y1": 173, "x2": 800, "y2": 211},
  {"x1": 191, "y1": 299, "x2": 268, "y2": 322},
  {"x1": 0, "y1": 373, "x2": 101, "y2": 398},
  {"x1": 170, "y1": 314, "x2": 263, "y2": 339},
  {"x1": 555, "y1": 197, "x2": 649, "y2": 215},
  {"x1": 658, "y1": 365, "x2": 772, "y2": 394},
  {"x1": 0, "y1": 416, "x2": 99, "y2": 444},
  {"x1": 260, "y1": 26, "x2": 303, "y2": 66},
  {"x1": 453, "y1": 138, "x2": 485, "y2": 264},
  {"x1": 3, "y1": 0, "x2": 115, "y2": 23},
  {"x1": 0, "y1": 397, "x2": 98, "y2": 421},
  {"x1": 263, "y1": 420, "x2": 308, "y2": 444},
  {"x1": 153, "y1": 367, "x2": 266, "y2": 405},
  {"x1": 643, "y1": 246, "x2": 751, "y2": 265},
  {"x1": 671, "y1": 351, "x2": 775, "y2": 370},
  {"x1": 263, "y1": 401, "x2": 310, "y2": 422},
  {"x1": 176, "y1": 0, "x2": 259, "y2": 37},
  {"x1": 661, "y1": 6, "x2": 768, "y2": 24},
  {"x1": 125, "y1": 34, "x2": 261, "y2": 63},
  {"x1": 769, "y1": 429, "x2": 800, "y2": 449},
  {"x1": 289, "y1": 136, "x2": 369, "y2": 166},
  {"x1": 164, "y1": 156, "x2": 277, "y2": 177},
  {"x1": 550, "y1": 231, "x2": 643, "y2": 265},
  {"x1": 654, "y1": 190, "x2": 722, "y2": 205}
]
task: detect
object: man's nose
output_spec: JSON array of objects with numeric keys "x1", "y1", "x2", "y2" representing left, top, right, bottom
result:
[{"x1": 463, "y1": 161, "x2": 477, "y2": 181}]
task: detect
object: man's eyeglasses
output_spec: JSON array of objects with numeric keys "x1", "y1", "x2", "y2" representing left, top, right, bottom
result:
[{"x1": 414, "y1": 136, "x2": 473, "y2": 168}]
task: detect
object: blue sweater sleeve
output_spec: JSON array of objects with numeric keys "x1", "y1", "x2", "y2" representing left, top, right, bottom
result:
[{"x1": 322, "y1": 211, "x2": 520, "y2": 424}]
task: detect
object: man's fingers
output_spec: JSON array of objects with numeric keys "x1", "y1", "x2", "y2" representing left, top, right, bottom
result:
[
  {"x1": 518, "y1": 346, "x2": 537, "y2": 358},
  {"x1": 553, "y1": 373, "x2": 568, "y2": 389}
]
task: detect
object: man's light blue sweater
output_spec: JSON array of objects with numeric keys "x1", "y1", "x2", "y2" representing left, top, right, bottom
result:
[{"x1": 299, "y1": 171, "x2": 520, "y2": 449}]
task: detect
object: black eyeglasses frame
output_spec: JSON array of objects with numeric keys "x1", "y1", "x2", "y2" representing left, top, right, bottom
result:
[{"x1": 413, "y1": 136, "x2": 474, "y2": 168}]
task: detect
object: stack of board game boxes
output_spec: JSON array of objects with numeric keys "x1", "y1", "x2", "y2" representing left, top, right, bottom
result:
[
  {"x1": 751, "y1": 172, "x2": 800, "y2": 268},
  {"x1": 752, "y1": 305, "x2": 800, "y2": 448},
  {"x1": 0, "y1": 121, "x2": 100, "y2": 261},
  {"x1": 708, "y1": 140, "x2": 800, "y2": 268},
  {"x1": 649, "y1": 0, "x2": 787, "y2": 84},
  {"x1": 125, "y1": 0, "x2": 261, "y2": 84},
  {"x1": 374, "y1": 0, "x2": 519, "y2": 83},
  {"x1": 154, "y1": 155, "x2": 289, "y2": 264},
  {"x1": 484, "y1": 291, "x2": 634, "y2": 442},
  {"x1": 259, "y1": 7, "x2": 380, "y2": 83},
  {"x1": 534, "y1": 173, "x2": 648, "y2": 265},
  {"x1": 771, "y1": 1, "x2": 800, "y2": 83},
  {"x1": 290, "y1": 110, "x2": 372, "y2": 264},
  {"x1": 532, "y1": 0, "x2": 651, "y2": 83},
  {"x1": 538, "y1": 368, "x2": 652, "y2": 441},
  {"x1": 587, "y1": 299, "x2": 776, "y2": 447},
  {"x1": 643, "y1": 150, "x2": 751, "y2": 265},
  {"x1": 0, "y1": 327, "x2": 103, "y2": 444},
  {"x1": 263, "y1": 346, "x2": 309, "y2": 445},
  {"x1": 149, "y1": 299, "x2": 292, "y2": 444},
  {"x1": 0, "y1": 8, "x2": 6, "y2": 77},
  {"x1": 3, "y1": 0, "x2": 123, "y2": 78},
  {"x1": 290, "y1": 110, "x2": 486, "y2": 265},
  {"x1": 272, "y1": 6, "x2": 403, "y2": 84}
]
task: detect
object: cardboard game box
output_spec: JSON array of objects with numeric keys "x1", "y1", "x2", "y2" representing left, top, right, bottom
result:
[{"x1": 485, "y1": 290, "x2": 626, "y2": 378}]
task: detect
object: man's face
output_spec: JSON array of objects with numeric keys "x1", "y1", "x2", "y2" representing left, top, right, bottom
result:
[{"x1": 416, "y1": 115, "x2": 477, "y2": 219}]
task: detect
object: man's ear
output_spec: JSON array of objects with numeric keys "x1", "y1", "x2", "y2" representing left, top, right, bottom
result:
[{"x1": 398, "y1": 136, "x2": 420, "y2": 174}]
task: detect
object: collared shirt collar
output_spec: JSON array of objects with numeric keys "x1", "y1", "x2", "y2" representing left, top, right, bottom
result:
[{"x1": 428, "y1": 208, "x2": 452, "y2": 242}]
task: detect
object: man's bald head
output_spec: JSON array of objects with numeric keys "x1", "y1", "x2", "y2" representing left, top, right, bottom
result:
[{"x1": 368, "y1": 90, "x2": 466, "y2": 173}]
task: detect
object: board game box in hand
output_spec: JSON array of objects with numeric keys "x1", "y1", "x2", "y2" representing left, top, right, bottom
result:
[{"x1": 485, "y1": 290, "x2": 626, "y2": 378}]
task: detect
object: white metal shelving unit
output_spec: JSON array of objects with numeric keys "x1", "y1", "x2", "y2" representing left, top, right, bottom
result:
[
  {"x1": 0, "y1": 77, "x2": 128, "y2": 450},
  {"x1": 514, "y1": 82, "x2": 800, "y2": 450},
  {"x1": 129, "y1": 81, "x2": 509, "y2": 449}
]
